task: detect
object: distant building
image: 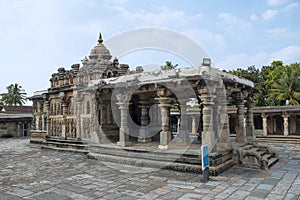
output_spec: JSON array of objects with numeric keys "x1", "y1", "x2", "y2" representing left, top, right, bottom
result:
[{"x1": 0, "y1": 105, "x2": 32, "y2": 137}]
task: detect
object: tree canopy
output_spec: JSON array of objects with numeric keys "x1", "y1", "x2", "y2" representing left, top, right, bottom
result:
[
  {"x1": 225, "y1": 61, "x2": 300, "y2": 106},
  {"x1": 0, "y1": 83, "x2": 27, "y2": 106},
  {"x1": 161, "y1": 61, "x2": 178, "y2": 70}
]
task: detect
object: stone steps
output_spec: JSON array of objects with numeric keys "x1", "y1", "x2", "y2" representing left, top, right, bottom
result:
[
  {"x1": 88, "y1": 144, "x2": 234, "y2": 176},
  {"x1": 268, "y1": 157, "x2": 279, "y2": 168},
  {"x1": 87, "y1": 152, "x2": 202, "y2": 173},
  {"x1": 262, "y1": 154, "x2": 272, "y2": 160},
  {"x1": 46, "y1": 141, "x2": 88, "y2": 149},
  {"x1": 42, "y1": 138, "x2": 89, "y2": 154},
  {"x1": 41, "y1": 145, "x2": 89, "y2": 154},
  {"x1": 41, "y1": 139, "x2": 234, "y2": 175},
  {"x1": 239, "y1": 143, "x2": 279, "y2": 170},
  {"x1": 257, "y1": 150, "x2": 265, "y2": 155},
  {"x1": 256, "y1": 135, "x2": 300, "y2": 144},
  {"x1": 89, "y1": 144, "x2": 201, "y2": 165}
]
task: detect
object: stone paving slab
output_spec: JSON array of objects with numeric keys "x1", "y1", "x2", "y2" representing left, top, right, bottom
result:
[{"x1": 0, "y1": 138, "x2": 300, "y2": 199}]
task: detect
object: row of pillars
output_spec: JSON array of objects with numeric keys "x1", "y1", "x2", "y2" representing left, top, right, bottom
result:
[
  {"x1": 115, "y1": 86, "x2": 255, "y2": 152},
  {"x1": 262, "y1": 113, "x2": 290, "y2": 136}
]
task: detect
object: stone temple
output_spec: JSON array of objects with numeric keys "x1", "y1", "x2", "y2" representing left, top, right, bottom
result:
[{"x1": 30, "y1": 34, "x2": 278, "y2": 175}]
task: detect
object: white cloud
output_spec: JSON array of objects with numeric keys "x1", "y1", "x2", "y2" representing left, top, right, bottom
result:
[
  {"x1": 113, "y1": 6, "x2": 203, "y2": 29},
  {"x1": 262, "y1": 9, "x2": 278, "y2": 20},
  {"x1": 283, "y1": 2, "x2": 299, "y2": 12},
  {"x1": 267, "y1": 0, "x2": 288, "y2": 6},
  {"x1": 270, "y1": 45, "x2": 300, "y2": 63},
  {"x1": 250, "y1": 14, "x2": 258, "y2": 21},
  {"x1": 216, "y1": 53, "x2": 268, "y2": 69},
  {"x1": 183, "y1": 29, "x2": 226, "y2": 54},
  {"x1": 216, "y1": 45, "x2": 300, "y2": 69},
  {"x1": 266, "y1": 28, "x2": 300, "y2": 39},
  {"x1": 218, "y1": 13, "x2": 252, "y2": 40}
]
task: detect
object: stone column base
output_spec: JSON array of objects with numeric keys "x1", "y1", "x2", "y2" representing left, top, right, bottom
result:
[
  {"x1": 138, "y1": 128, "x2": 151, "y2": 143},
  {"x1": 232, "y1": 142, "x2": 246, "y2": 148},
  {"x1": 138, "y1": 137, "x2": 152, "y2": 143},
  {"x1": 30, "y1": 130, "x2": 47, "y2": 144},
  {"x1": 117, "y1": 141, "x2": 131, "y2": 147},
  {"x1": 216, "y1": 143, "x2": 231, "y2": 150},
  {"x1": 160, "y1": 131, "x2": 171, "y2": 145},
  {"x1": 158, "y1": 145, "x2": 168, "y2": 150}
]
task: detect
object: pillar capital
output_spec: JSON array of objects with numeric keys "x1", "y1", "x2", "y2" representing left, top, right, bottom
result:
[
  {"x1": 197, "y1": 85, "x2": 216, "y2": 96},
  {"x1": 157, "y1": 87, "x2": 173, "y2": 98},
  {"x1": 155, "y1": 97, "x2": 173, "y2": 106},
  {"x1": 116, "y1": 102, "x2": 130, "y2": 108},
  {"x1": 138, "y1": 100, "x2": 150, "y2": 108}
]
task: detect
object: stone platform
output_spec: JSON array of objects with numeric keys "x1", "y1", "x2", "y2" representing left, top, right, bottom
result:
[{"x1": 88, "y1": 141, "x2": 234, "y2": 175}]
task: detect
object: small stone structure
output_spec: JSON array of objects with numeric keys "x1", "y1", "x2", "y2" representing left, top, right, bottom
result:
[
  {"x1": 0, "y1": 106, "x2": 32, "y2": 137},
  {"x1": 30, "y1": 34, "x2": 279, "y2": 174}
]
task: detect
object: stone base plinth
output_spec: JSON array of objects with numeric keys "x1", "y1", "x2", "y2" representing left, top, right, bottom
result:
[
  {"x1": 30, "y1": 130, "x2": 47, "y2": 144},
  {"x1": 117, "y1": 141, "x2": 131, "y2": 147},
  {"x1": 138, "y1": 137, "x2": 152, "y2": 143},
  {"x1": 158, "y1": 145, "x2": 168, "y2": 150},
  {"x1": 216, "y1": 143, "x2": 231, "y2": 150}
]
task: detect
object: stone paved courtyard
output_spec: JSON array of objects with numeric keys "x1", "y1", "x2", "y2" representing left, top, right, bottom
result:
[{"x1": 0, "y1": 138, "x2": 299, "y2": 200}]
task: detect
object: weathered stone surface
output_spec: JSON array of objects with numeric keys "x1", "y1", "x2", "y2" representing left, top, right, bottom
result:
[{"x1": 0, "y1": 138, "x2": 299, "y2": 199}]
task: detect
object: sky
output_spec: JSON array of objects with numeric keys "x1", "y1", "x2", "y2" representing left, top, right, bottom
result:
[{"x1": 0, "y1": 0, "x2": 299, "y2": 99}]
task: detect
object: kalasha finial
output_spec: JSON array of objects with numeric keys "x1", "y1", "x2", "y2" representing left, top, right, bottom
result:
[{"x1": 98, "y1": 32, "x2": 103, "y2": 43}]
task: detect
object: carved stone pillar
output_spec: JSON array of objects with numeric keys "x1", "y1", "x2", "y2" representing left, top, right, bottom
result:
[
  {"x1": 44, "y1": 101, "x2": 51, "y2": 137},
  {"x1": 191, "y1": 116, "x2": 197, "y2": 135},
  {"x1": 61, "y1": 102, "x2": 68, "y2": 139},
  {"x1": 262, "y1": 113, "x2": 268, "y2": 136},
  {"x1": 156, "y1": 88, "x2": 173, "y2": 150},
  {"x1": 216, "y1": 88, "x2": 230, "y2": 148},
  {"x1": 138, "y1": 100, "x2": 151, "y2": 143},
  {"x1": 98, "y1": 103, "x2": 106, "y2": 125},
  {"x1": 76, "y1": 100, "x2": 82, "y2": 139},
  {"x1": 290, "y1": 115, "x2": 297, "y2": 134},
  {"x1": 198, "y1": 85, "x2": 216, "y2": 152},
  {"x1": 177, "y1": 116, "x2": 180, "y2": 135},
  {"x1": 235, "y1": 92, "x2": 247, "y2": 144},
  {"x1": 282, "y1": 113, "x2": 289, "y2": 136},
  {"x1": 176, "y1": 98, "x2": 190, "y2": 145},
  {"x1": 117, "y1": 102, "x2": 131, "y2": 146},
  {"x1": 246, "y1": 95, "x2": 255, "y2": 141},
  {"x1": 16, "y1": 122, "x2": 21, "y2": 137}
]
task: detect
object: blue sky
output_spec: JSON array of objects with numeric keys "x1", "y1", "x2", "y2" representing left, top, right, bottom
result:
[{"x1": 0, "y1": 0, "x2": 299, "y2": 98}]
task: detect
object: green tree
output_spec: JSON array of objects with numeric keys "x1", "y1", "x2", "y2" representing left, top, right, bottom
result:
[
  {"x1": 0, "y1": 83, "x2": 27, "y2": 106},
  {"x1": 227, "y1": 65, "x2": 260, "y2": 83},
  {"x1": 161, "y1": 61, "x2": 178, "y2": 70},
  {"x1": 265, "y1": 62, "x2": 300, "y2": 105},
  {"x1": 225, "y1": 60, "x2": 300, "y2": 106}
]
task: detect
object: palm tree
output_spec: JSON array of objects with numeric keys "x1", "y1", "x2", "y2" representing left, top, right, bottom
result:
[
  {"x1": 0, "y1": 83, "x2": 27, "y2": 106},
  {"x1": 266, "y1": 63, "x2": 300, "y2": 105},
  {"x1": 161, "y1": 61, "x2": 178, "y2": 70}
]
